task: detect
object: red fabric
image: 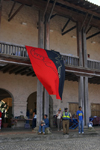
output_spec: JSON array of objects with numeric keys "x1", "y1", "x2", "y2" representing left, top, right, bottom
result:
[
  {"x1": 0, "y1": 112, "x2": 2, "y2": 118},
  {"x1": 26, "y1": 46, "x2": 61, "y2": 99}
]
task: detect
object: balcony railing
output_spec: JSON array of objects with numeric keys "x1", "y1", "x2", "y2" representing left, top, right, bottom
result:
[
  {"x1": 0, "y1": 41, "x2": 100, "y2": 71},
  {"x1": 62, "y1": 55, "x2": 79, "y2": 67},
  {"x1": 87, "y1": 59, "x2": 100, "y2": 70},
  {"x1": 0, "y1": 41, "x2": 28, "y2": 57}
]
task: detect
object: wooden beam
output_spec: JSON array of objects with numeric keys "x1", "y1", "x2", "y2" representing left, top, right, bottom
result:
[
  {"x1": 8, "y1": 3, "x2": 24, "y2": 21},
  {"x1": 7, "y1": 65, "x2": 19, "y2": 73},
  {"x1": 0, "y1": 56, "x2": 31, "y2": 66},
  {"x1": 43, "y1": 0, "x2": 50, "y2": 19},
  {"x1": 62, "y1": 19, "x2": 70, "y2": 33},
  {"x1": 15, "y1": 66, "x2": 28, "y2": 74},
  {"x1": 27, "y1": 71, "x2": 34, "y2": 76},
  {"x1": 14, "y1": 66, "x2": 26, "y2": 74},
  {"x1": 57, "y1": 0, "x2": 100, "y2": 19},
  {"x1": 50, "y1": 14, "x2": 57, "y2": 19},
  {"x1": 80, "y1": 13, "x2": 88, "y2": 31},
  {"x1": 32, "y1": 0, "x2": 100, "y2": 29},
  {"x1": 8, "y1": 1, "x2": 16, "y2": 18},
  {"x1": 48, "y1": 0, "x2": 57, "y2": 22},
  {"x1": 86, "y1": 31, "x2": 100, "y2": 40},
  {"x1": 9, "y1": 66, "x2": 20, "y2": 74},
  {"x1": 62, "y1": 25, "x2": 76, "y2": 36},
  {"x1": 86, "y1": 26, "x2": 92, "y2": 34},
  {"x1": 2, "y1": 64, "x2": 11, "y2": 73},
  {"x1": 85, "y1": 15, "x2": 93, "y2": 32},
  {"x1": 21, "y1": 71, "x2": 27, "y2": 75}
]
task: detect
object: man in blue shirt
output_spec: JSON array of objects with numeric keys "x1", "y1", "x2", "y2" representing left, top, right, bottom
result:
[
  {"x1": 38, "y1": 114, "x2": 49, "y2": 135},
  {"x1": 76, "y1": 106, "x2": 84, "y2": 134}
]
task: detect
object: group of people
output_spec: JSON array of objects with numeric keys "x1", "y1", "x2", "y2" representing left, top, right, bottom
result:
[
  {"x1": 32, "y1": 106, "x2": 84, "y2": 135},
  {"x1": 56, "y1": 106, "x2": 84, "y2": 134}
]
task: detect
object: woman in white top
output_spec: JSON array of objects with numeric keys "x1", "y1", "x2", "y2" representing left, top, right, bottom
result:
[{"x1": 56, "y1": 108, "x2": 62, "y2": 131}]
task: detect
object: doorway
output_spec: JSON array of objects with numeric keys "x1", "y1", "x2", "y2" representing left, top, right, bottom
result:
[{"x1": 0, "y1": 88, "x2": 13, "y2": 127}]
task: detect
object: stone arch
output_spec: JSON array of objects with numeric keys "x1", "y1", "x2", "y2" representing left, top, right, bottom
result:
[
  {"x1": 0, "y1": 88, "x2": 14, "y2": 121},
  {"x1": 27, "y1": 91, "x2": 37, "y2": 118},
  {"x1": 27, "y1": 91, "x2": 53, "y2": 127}
]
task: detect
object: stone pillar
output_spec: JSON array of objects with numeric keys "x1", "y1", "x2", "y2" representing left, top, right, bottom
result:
[
  {"x1": 44, "y1": 14, "x2": 50, "y2": 118},
  {"x1": 36, "y1": 11, "x2": 44, "y2": 126},
  {"x1": 78, "y1": 76, "x2": 84, "y2": 113},
  {"x1": 82, "y1": 27, "x2": 87, "y2": 68},
  {"x1": 77, "y1": 22, "x2": 89, "y2": 125},
  {"x1": 82, "y1": 27, "x2": 89, "y2": 125},
  {"x1": 77, "y1": 22, "x2": 83, "y2": 67},
  {"x1": 37, "y1": 79, "x2": 43, "y2": 126},
  {"x1": 84, "y1": 77, "x2": 89, "y2": 126}
]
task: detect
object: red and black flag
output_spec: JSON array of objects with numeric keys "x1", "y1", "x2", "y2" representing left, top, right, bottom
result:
[{"x1": 25, "y1": 46, "x2": 65, "y2": 100}]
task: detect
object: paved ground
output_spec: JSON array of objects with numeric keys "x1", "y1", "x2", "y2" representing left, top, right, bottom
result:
[
  {"x1": 0, "y1": 127, "x2": 99, "y2": 150},
  {"x1": 0, "y1": 136, "x2": 99, "y2": 150}
]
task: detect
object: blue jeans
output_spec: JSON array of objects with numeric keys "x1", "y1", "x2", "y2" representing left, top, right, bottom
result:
[
  {"x1": 78, "y1": 120, "x2": 84, "y2": 133},
  {"x1": 38, "y1": 125, "x2": 48, "y2": 133}
]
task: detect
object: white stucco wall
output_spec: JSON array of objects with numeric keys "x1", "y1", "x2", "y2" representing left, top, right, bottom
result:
[{"x1": 0, "y1": 72, "x2": 37, "y2": 117}]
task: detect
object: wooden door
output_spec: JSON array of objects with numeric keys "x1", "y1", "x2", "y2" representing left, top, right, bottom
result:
[
  {"x1": 91, "y1": 103, "x2": 100, "y2": 117},
  {"x1": 69, "y1": 103, "x2": 79, "y2": 118}
]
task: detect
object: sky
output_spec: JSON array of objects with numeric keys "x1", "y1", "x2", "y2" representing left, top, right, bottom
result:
[{"x1": 87, "y1": 0, "x2": 100, "y2": 6}]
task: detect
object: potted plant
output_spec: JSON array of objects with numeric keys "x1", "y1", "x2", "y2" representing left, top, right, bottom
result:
[{"x1": 0, "y1": 101, "x2": 8, "y2": 128}]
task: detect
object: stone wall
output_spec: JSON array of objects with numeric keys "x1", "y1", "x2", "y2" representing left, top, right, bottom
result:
[{"x1": 0, "y1": 1, "x2": 100, "y2": 60}]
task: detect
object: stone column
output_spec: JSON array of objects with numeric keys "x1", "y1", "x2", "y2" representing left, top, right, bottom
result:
[
  {"x1": 82, "y1": 28, "x2": 89, "y2": 125},
  {"x1": 77, "y1": 22, "x2": 89, "y2": 125},
  {"x1": 82, "y1": 27, "x2": 87, "y2": 68},
  {"x1": 78, "y1": 76, "x2": 84, "y2": 113},
  {"x1": 36, "y1": 11, "x2": 44, "y2": 126},
  {"x1": 77, "y1": 22, "x2": 83, "y2": 67},
  {"x1": 84, "y1": 76, "x2": 89, "y2": 126},
  {"x1": 44, "y1": 14, "x2": 50, "y2": 118}
]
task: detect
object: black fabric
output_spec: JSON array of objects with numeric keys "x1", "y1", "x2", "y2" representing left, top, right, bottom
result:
[{"x1": 45, "y1": 50, "x2": 65, "y2": 99}]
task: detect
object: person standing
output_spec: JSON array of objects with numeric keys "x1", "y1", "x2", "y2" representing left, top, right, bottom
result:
[
  {"x1": 76, "y1": 106, "x2": 84, "y2": 134},
  {"x1": 56, "y1": 108, "x2": 62, "y2": 131},
  {"x1": 62, "y1": 108, "x2": 70, "y2": 135},
  {"x1": 32, "y1": 111, "x2": 37, "y2": 131}
]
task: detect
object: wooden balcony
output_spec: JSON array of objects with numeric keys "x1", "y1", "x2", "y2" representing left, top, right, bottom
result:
[{"x1": 0, "y1": 41, "x2": 100, "y2": 81}]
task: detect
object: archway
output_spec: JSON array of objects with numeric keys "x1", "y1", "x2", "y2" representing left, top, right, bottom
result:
[
  {"x1": 27, "y1": 92, "x2": 36, "y2": 119},
  {"x1": 0, "y1": 88, "x2": 13, "y2": 127},
  {"x1": 27, "y1": 92, "x2": 53, "y2": 127}
]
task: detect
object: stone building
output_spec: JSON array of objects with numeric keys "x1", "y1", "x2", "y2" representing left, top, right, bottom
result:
[{"x1": 0, "y1": 0, "x2": 100, "y2": 127}]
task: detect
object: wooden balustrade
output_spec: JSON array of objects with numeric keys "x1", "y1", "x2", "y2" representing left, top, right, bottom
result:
[
  {"x1": 87, "y1": 60, "x2": 100, "y2": 70},
  {"x1": 62, "y1": 55, "x2": 79, "y2": 67},
  {"x1": 0, "y1": 41, "x2": 28, "y2": 57},
  {"x1": 0, "y1": 41, "x2": 100, "y2": 71}
]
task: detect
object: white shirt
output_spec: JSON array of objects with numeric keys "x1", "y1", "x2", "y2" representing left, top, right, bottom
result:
[{"x1": 57, "y1": 112, "x2": 62, "y2": 119}]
